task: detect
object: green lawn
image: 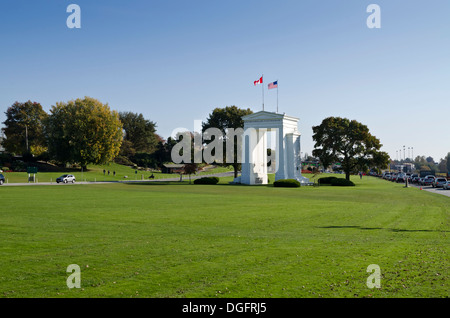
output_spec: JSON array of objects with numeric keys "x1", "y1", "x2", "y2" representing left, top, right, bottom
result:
[
  {"x1": 1, "y1": 163, "x2": 234, "y2": 183},
  {"x1": 0, "y1": 175, "x2": 448, "y2": 298}
]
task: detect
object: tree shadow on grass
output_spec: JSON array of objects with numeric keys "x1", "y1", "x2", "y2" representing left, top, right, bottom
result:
[{"x1": 317, "y1": 225, "x2": 449, "y2": 233}]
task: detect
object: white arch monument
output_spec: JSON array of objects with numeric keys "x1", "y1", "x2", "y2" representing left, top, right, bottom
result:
[{"x1": 238, "y1": 111, "x2": 310, "y2": 185}]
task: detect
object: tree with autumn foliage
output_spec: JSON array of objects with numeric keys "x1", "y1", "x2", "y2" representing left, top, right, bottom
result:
[
  {"x1": 45, "y1": 97, "x2": 123, "y2": 169},
  {"x1": 183, "y1": 163, "x2": 198, "y2": 184}
]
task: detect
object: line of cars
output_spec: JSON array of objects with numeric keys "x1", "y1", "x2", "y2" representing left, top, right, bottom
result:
[{"x1": 381, "y1": 172, "x2": 450, "y2": 189}]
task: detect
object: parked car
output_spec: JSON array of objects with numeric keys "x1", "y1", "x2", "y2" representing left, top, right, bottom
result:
[
  {"x1": 443, "y1": 181, "x2": 450, "y2": 190},
  {"x1": 432, "y1": 177, "x2": 448, "y2": 188},
  {"x1": 397, "y1": 174, "x2": 406, "y2": 183},
  {"x1": 419, "y1": 175, "x2": 434, "y2": 185},
  {"x1": 0, "y1": 173, "x2": 5, "y2": 185},
  {"x1": 410, "y1": 174, "x2": 419, "y2": 183},
  {"x1": 422, "y1": 178, "x2": 434, "y2": 186},
  {"x1": 56, "y1": 174, "x2": 76, "y2": 184}
]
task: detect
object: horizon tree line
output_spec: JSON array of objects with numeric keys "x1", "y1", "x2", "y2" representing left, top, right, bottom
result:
[
  {"x1": 0, "y1": 98, "x2": 170, "y2": 170},
  {"x1": 3, "y1": 98, "x2": 443, "y2": 178}
]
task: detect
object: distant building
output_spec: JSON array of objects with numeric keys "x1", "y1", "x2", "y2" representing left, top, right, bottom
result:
[
  {"x1": 391, "y1": 163, "x2": 415, "y2": 173},
  {"x1": 301, "y1": 160, "x2": 321, "y2": 169},
  {"x1": 161, "y1": 164, "x2": 185, "y2": 174}
]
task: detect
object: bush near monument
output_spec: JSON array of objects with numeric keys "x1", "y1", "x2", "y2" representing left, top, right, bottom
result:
[
  {"x1": 318, "y1": 176, "x2": 338, "y2": 185},
  {"x1": 273, "y1": 179, "x2": 301, "y2": 188},
  {"x1": 193, "y1": 176, "x2": 219, "y2": 185},
  {"x1": 330, "y1": 178, "x2": 355, "y2": 186}
]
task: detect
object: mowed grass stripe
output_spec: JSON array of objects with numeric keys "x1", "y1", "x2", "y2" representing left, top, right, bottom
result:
[{"x1": 0, "y1": 176, "x2": 448, "y2": 297}]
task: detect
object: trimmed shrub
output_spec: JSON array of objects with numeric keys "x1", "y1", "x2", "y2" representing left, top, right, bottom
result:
[
  {"x1": 273, "y1": 179, "x2": 301, "y2": 188},
  {"x1": 318, "y1": 176, "x2": 338, "y2": 184},
  {"x1": 194, "y1": 177, "x2": 219, "y2": 185},
  {"x1": 330, "y1": 178, "x2": 355, "y2": 187}
]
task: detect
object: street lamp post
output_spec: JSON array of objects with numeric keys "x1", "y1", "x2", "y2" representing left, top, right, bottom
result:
[{"x1": 25, "y1": 124, "x2": 29, "y2": 152}]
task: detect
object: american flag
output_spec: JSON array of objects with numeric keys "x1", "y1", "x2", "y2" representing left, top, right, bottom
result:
[{"x1": 268, "y1": 81, "x2": 278, "y2": 89}]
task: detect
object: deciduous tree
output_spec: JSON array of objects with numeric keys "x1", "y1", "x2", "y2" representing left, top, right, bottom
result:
[
  {"x1": 202, "y1": 106, "x2": 253, "y2": 178},
  {"x1": 119, "y1": 112, "x2": 159, "y2": 154},
  {"x1": 45, "y1": 97, "x2": 123, "y2": 169},
  {"x1": 183, "y1": 163, "x2": 198, "y2": 184},
  {"x1": 438, "y1": 156, "x2": 448, "y2": 173},
  {"x1": 312, "y1": 117, "x2": 389, "y2": 180},
  {"x1": 446, "y1": 153, "x2": 450, "y2": 174},
  {"x1": 2, "y1": 101, "x2": 48, "y2": 156}
]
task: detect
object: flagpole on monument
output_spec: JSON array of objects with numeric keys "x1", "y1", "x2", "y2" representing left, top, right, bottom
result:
[
  {"x1": 262, "y1": 74, "x2": 264, "y2": 111},
  {"x1": 277, "y1": 79, "x2": 279, "y2": 113}
]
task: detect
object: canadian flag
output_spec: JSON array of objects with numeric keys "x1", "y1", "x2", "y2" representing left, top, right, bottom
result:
[{"x1": 254, "y1": 76, "x2": 263, "y2": 86}]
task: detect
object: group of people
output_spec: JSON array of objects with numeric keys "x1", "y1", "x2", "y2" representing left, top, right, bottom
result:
[
  {"x1": 103, "y1": 169, "x2": 116, "y2": 176},
  {"x1": 102, "y1": 169, "x2": 155, "y2": 179}
]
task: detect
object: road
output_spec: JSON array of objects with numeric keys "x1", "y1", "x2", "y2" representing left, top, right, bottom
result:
[
  {"x1": 407, "y1": 182, "x2": 450, "y2": 198},
  {"x1": 0, "y1": 171, "x2": 236, "y2": 187},
  {"x1": 3, "y1": 174, "x2": 450, "y2": 198}
]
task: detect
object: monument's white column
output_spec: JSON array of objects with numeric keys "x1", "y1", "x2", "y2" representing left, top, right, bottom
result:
[
  {"x1": 275, "y1": 126, "x2": 286, "y2": 181},
  {"x1": 285, "y1": 133, "x2": 295, "y2": 178},
  {"x1": 256, "y1": 129, "x2": 268, "y2": 184},
  {"x1": 293, "y1": 133, "x2": 302, "y2": 180},
  {"x1": 241, "y1": 129, "x2": 252, "y2": 184}
]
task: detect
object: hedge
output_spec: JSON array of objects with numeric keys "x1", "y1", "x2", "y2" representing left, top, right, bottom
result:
[
  {"x1": 330, "y1": 178, "x2": 355, "y2": 186},
  {"x1": 273, "y1": 179, "x2": 301, "y2": 188},
  {"x1": 318, "y1": 176, "x2": 338, "y2": 184},
  {"x1": 193, "y1": 177, "x2": 220, "y2": 185}
]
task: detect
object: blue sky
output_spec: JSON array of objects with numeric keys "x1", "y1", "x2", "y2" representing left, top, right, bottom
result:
[{"x1": 1, "y1": 0, "x2": 449, "y2": 161}]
